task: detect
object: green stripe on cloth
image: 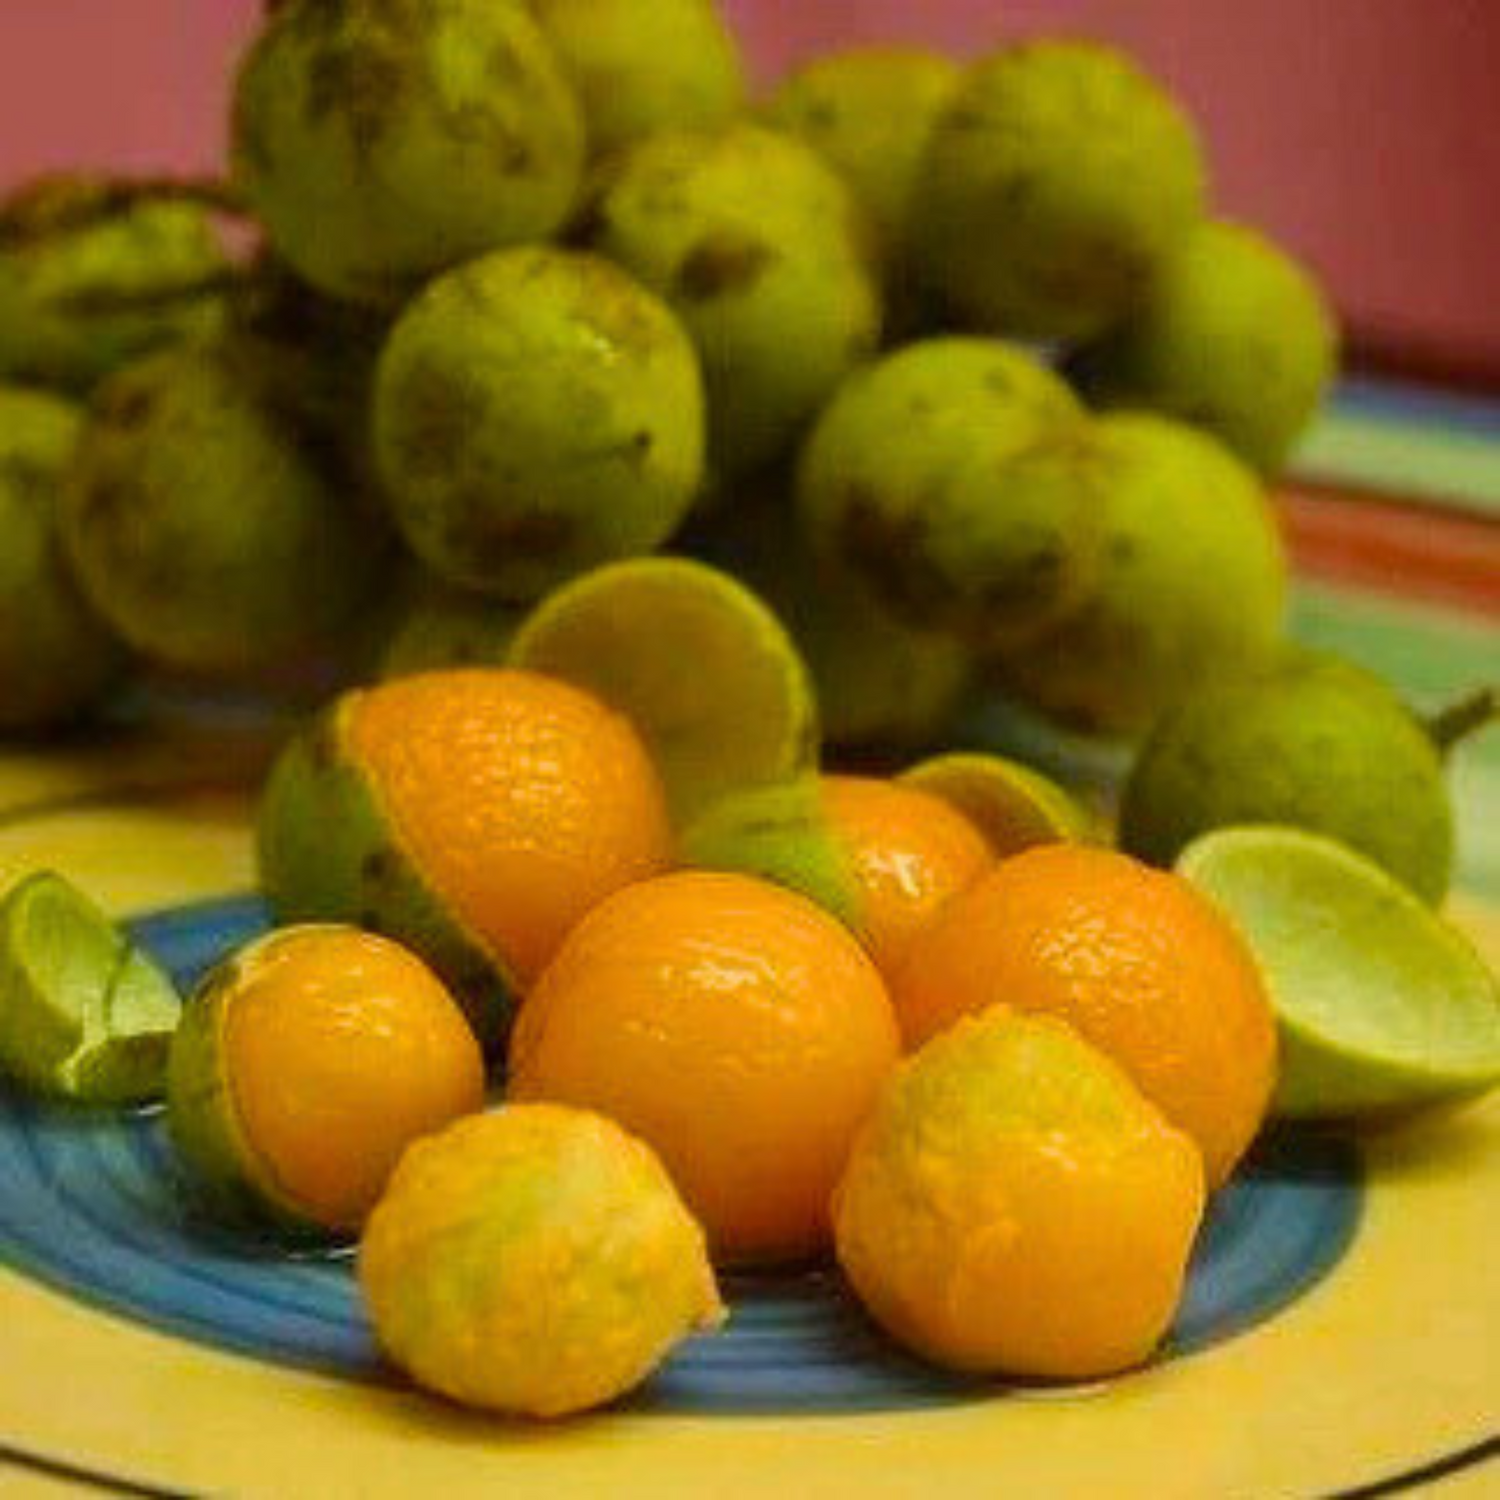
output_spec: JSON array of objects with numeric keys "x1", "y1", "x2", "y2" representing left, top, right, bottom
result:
[{"x1": 1293, "y1": 408, "x2": 1500, "y2": 517}]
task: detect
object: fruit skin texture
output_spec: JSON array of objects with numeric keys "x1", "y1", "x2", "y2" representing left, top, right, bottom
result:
[
  {"x1": 231, "y1": 0, "x2": 585, "y2": 306},
  {"x1": 509, "y1": 871, "x2": 901, "y2": 1264},
  {"x1": 373, "y1": 247, "x2": 705, "y2": 600},
  {"x1": 834, "y1": 1007, "x2": 1205, "y2": 1378},
  {"x1": 1120, "y1": 650, "x2": 1457, "y2": 905},
  {"x1": 699, "y1": 491, "x2": 973, "y2": 752},
  {"x1": 765, "y1": 47, "x2": 961, "y2": 300},
  {"x1": 0, "y1": 176, "x2": 226, "y2": 394},
  {"x1": 168, "y1": 925, "x2": 484, "y2": 1237},
  {"x1": 797, "y1": 338, "x2": 1103, "y2": 646},
  {"x1": 1069, "y1": 219, "x2": 1338, "y2": 476},
  {"x1": 0, "y1": 387, "x2": 123, "y2": 730},
  {"x1": 988, "y1": 412, "x2": 1288, "y2": 735},
  {"x1": 257, "y1": 669, "x2": 673, "y2": 1048},
  {"x1": 527, "y1": 0, "x2": 745, "y2": 159},
  {"x1": 894, "y1": 844, "x2": 1277, "y2": 1189},
  {"x1": 59, "y1": 343, "x2": 387, "y2": 677},
  {"x1": 913, "y1": 40, "x2": 1207, "y2": 342},
  {"x1": 822, "y1": 775, "x2": 994, "y2": 981},
  {"x1": 359, "y1": 1105, "x2": 724, "y2": 1418},
  {"x1": 588, "y1": 123, "x2": 881, "y2": 485}
]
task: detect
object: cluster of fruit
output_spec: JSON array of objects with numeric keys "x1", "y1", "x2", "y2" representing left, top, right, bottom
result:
[
  {"x1": 1, "y1": 0, "x2": 1497, "y2": 1432},
  {"x1": 2, "y1": 557, "x2": 1496, "y2": 1420},
  {"x1": 3, "y1": 0, "x2": 1336, "y2": 750}
]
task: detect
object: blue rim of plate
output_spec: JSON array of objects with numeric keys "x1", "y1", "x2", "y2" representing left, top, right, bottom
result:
[{"x1": 0, "y1": 895, "x2": 1363, "y2": 1417}]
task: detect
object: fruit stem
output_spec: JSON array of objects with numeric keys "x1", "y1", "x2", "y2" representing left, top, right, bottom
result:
[{"x1": 1425, "y1": 687, "x2": 1500, "y2": 754}]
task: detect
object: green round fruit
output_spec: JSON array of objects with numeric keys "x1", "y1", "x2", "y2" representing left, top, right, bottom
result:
[
  {"x1": 1068, "y1": 219, "x2": 1339, "y2": 476},
  {"x1": 528, "y1": 0, "x2": 745, "y2": 159},
  {"x1": 1120, "y1": 649, "x2": 1465, "y2": 904},
  {"x1": 703, "y1": 490, "x2": 973, "y2": 752},
  {"x1": 0, "y1": 386, "x2": 123, "y2": 730},
  {"x1": 989, "y1": 413, "x2": 1288, "y2": 735},
  {"x1": 0, "y1": 175, "x2": 227, "y2": 395},
  {"x1": 377, "y1": 583, "x2": 525, "y2": 680},
  {"x1": 588, "y1": 122, "x2": 882, "y2": 485},
  {"x1": 59, "y1": 343, "x2": 388, "y2": 677},
  {"x1": 373, "y1": 247, "x2": 706, "y2": 600},
  {"x1": 796, "y1": 337, "x2": 1103, "y2": 646},
  {"x1": 232, "y1": 0, "x2": 585, "y2": 305},
  {"x1": 765, "y1": 46, "x2": 960, "y2": 305},
  {"x1": 912, "y1": 40, "x2": 1207, "y2": 341},
  {"x1": 1178, "y1": 827, "x2": 1500, "y2": 1120}
]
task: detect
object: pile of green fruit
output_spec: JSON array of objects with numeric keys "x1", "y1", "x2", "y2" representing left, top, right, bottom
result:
[
  {"x1": 0, "y1": 0, "x2": 1341, "y2": 736},
  {"x1": 0, "y1": 2, "x2": 1491, "y2": 888}
]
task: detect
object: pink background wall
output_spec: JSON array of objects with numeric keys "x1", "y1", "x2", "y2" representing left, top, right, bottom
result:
[{"x1": 1, "y1": 1, "x2": 1496, "y2": 378}]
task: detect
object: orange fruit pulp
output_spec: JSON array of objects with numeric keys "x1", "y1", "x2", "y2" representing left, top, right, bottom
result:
[
  {"x1": 221, "y1": 926, "x2": 485, "y2": 1229},
  {"x1": 347, "y1": 667, "x2": 675, "y2": 987},
  {"x1": 893, "y1": 843, "x2": 1277, "y2": 1188},
  {"x1": 821, "y1": 773, "x2": 994, "y2": 978},
  {"x1": 508, "y1": 870, "x2": 902, "y2": 1264}
]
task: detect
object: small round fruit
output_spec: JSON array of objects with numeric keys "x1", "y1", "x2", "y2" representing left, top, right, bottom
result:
[
  {"x1": 359, "y1": 1105, "x2": 724, "y2": 1418},
  {"x1": 0, "y1": 174, "x2": 227, "y2": 394},
  {"x1": 59, "y1": 343, "x2": 387, "y2": 677},
  {"x1": 168, "y1": 925, "x2": 484, "y2": 1237},
  {"x1": 894, "y1": 844, "x2": 1277, "y2": 1188},
  {"x1": 587, "y1": 123, "x2": 881, "y2": 484},
  {"x1": 373, "y1": 247, "x2": 705, "y2": 599},
  {"x1": 1179, "y1": 827, "x2": 1500, "y2": 1121},
  {"x1": 1069, "y1": 219, "x2": 1339, "y2": 475},
  {"x1": 231, "y1": 0, "x2": 585, "y2": 305},
  {"x1": 835, "y1": 1007, "x2": 1205, "y2": 1378},
  {"x1": 507, "y1": 556, "x2": 817, "y2": 827},
  {"x1": 1118, "y1": 649, "x2": 1469, "y2": 904},
  {"x1": 913, "y1": 40, "x2": 1207, "y2": 341},
  {"x1": 766, "y1": 47, "x2": 961, "y2": 297},
  {"x1": 377, "y1": 584, "x2": 525, "y2": 680},
  {"x1": 822, "y1": 775, "x2": 993, "y2": 980},
  {"x1": 256, "y1": 668, "x2": 673, "y2": 1047},
  {"x1": 529, "y1": 0, "x2": 745, "y2": 159},
  {"x1": 0, "y1": 386, "x2": 123, "y2": 730},
  {"x1": 509, "y1": 871, "x2": 901, "y2": 1264},
  {"x1": 797, "y1": 337, "x2": 1103, "y2": 645},
  {"x1": 988, "y1": 413, "x2": 1288, "y2": 735}
]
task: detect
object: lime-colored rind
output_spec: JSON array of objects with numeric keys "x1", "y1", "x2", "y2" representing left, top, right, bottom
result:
[
  {"x1": 0, "y1": 871, "x2": 180, "y2": 1106},
  {"x1": 1177, "y1": 826, "x2": 1500, "y2": 1120},
  {"x1": 678, "y1": 778, "x2": 862, "y2": 931},
  {"x1": 255, "y1": 705, "x2": 515, "y2": 1051},
  {"x1": 899, "y1": 752, "x2": 1094, "y2": 854},
  {"x1": 508, "y1": 557, "x2": 820, "y2": 828},
  {"x1": 165, "y1": 942, "x2": 329, "y2": 1241}
]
